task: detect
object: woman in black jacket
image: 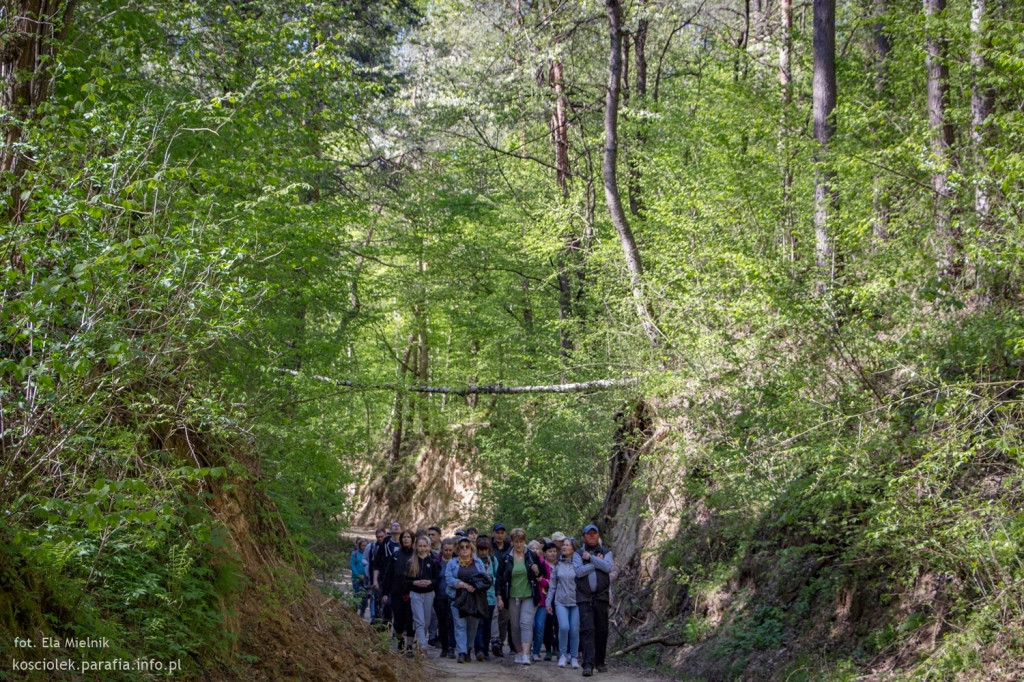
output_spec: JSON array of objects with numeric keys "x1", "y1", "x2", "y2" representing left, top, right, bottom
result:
[
  {"x1": 405, "y1": 534, "x2": 440, "y2": 657},
  {"x1": 382, "y1": 530, "x2": 415, "y2": 653},
  {"x1": 496, "y1": 528, "x2": 542, "y2": 665}
]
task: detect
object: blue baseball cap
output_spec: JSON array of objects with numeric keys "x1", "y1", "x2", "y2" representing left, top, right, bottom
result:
[
  {"x1": 582, "y1": 524, "x2": 599, "y2": 534},
  {"x1": 492, "y1": 523, "x2": 506, "y2": 531}
]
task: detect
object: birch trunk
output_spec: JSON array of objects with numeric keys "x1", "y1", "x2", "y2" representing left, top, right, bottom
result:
[
  {"x1": 925, "y1": 0, "x2": 959, "y2": 280},
  {"x1": 813, "y1": 0, "x2": 838, "y2": 283}
]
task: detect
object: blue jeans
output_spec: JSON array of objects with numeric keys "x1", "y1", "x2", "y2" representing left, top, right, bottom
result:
[
  {"x1": 450, "y1": 604, "x2": 479, "y2": 656},
  {"x1": 352, "y1": 577, "x2": 368, "y2": 616},
  {"x1": 555, "y1": 603, "x2": 580, "y2": 659},
  {"x1": 531, "y1": 604, "x2": 547, "y2": 656}
]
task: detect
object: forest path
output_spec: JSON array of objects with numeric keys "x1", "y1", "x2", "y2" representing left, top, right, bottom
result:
[{"x1": 420, "y1": 652, "x2": 674, "y2": 681}]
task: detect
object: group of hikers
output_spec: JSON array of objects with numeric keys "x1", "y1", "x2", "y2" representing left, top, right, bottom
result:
[{"x1": 349, "y1": 521, "x2": 615, "y2": 677}]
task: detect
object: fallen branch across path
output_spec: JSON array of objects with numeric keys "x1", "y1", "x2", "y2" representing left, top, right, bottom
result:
[
  {"x1": 611, "y1": 636, "x2": 687, "y2": 657},
  {"x1": 277, "y1": 369, "x2": 642, "y2": 395}
]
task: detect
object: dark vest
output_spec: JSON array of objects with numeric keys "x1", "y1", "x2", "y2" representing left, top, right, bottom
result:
[{"x1": 574, "y1": 544, "x2": 611, "y2": 602}]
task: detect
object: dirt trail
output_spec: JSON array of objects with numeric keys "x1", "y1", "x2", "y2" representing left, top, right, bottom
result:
[{"x1": 420, "y1": 654, "x2": 673, "y2": 681}]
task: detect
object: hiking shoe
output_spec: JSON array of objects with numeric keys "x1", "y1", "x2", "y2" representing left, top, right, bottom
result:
[
  {"x1": 583, "y1": 668, "x2": 593, "y2": 677},
  {"x1": 545, "y1": 652, "x2": 554, "y2": 661},
  {"x1": 476, "y1": 652, "x2": 484, "y2": 662},
  {"x1": 446, "y1": 651, "x2": 455, "y2": 659},
  {"x1": 457, "y1": 654, "x2": 466, "y2": 663},
  {"x1": 532, "y1": 653, "x2": 541, "y2": 662},
  {"x1": 571, "y1": 658, "x2": 580, "y2": 669},
  {"x1": 483, "y1": 654, "x2": 491, "y2": 661},
  {"x1": 558, "y1": 655, "x2": 568, "y2": 668},
  {"x1": 491, "y1": 642, "x2": 503, "y2": 657}
]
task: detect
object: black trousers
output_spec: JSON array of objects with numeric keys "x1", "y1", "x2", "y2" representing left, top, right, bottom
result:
[
  {"x1": 578, "y1": 599, "x2": 610, "y2": 668},
  {"x1": 391, "y1": 592, "x2": 413, "y2": 637},
  {"x1": 434, "y1": 594, "x2": 454, "y2": 653}
]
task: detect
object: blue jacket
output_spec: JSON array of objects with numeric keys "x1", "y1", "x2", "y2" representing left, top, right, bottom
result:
[
  {"x1": 445, "y1": 556, "x2": 487, "y2": 600},
  {"x1": 350, "y1": 549, "x2": 365, "y2": 580}
]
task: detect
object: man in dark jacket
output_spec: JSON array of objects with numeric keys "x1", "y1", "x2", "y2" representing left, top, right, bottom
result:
[
  {"x1": 573, "y1": 525, "x2": 614, "y2": 676},
  {"x1": 490, "y1": 523, "x2": 513, "y2": 656},
  {"x1": 372, "y1": 522, "x2": 401, "y2": 624}
]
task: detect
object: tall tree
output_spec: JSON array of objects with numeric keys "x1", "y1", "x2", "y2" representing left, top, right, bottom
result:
[
  {"x1": 871, "y1": 0, "x2": 892, "y2": 241},
  {"x1": 604, "y1": 0, "x2": 661, "y2": 348},
  {"x1": 625, "y1": 1, "x2": 649, "y2": 218},
  {"x1": 813, "y1": 0, "x2": 838, "y2": 282},
  {"x1": 779, "y1": 0, "x2": 796, "y2": 260},
  {"x1": 1, "y1": 0, "x2": 77, "y2": 221},
  {"x1": 970, "y1": 0, "x2": 994, "y2": 227},
  {"x1": 924, "y1": 0, "x2": 958, "y2": 280}
]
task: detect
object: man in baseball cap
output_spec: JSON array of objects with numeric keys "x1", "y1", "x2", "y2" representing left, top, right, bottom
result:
[
  {"x1": 575, "y1": 524, "x2": 613, "y2": 675},
  {"x1": 490, "y1": 523, "x2": 512, "y2": 655}
]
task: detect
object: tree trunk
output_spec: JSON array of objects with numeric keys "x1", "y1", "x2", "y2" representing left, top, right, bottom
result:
[
  {"x1": 970, "y1": 0, "x2": 994, "y2": 225},
  {"x1": 549, "y1": 59, "x2": 571, "y2": 198},
  {"x1": 1, "y1": 0, "x2": 78, "y2": 222},
  {"x1": 549, "y1": 56, "x2": 577, "y2": 359},
  {"x1": 813, "y1": 0, "x2": 838, "y2": 283},
  {"x1": 925, "y1": 0, "x2": 959, "y2": 280},
  {"x1": 604, "y1": 0, "x2": 661, "y2": 349},
  {"x1": 779, "y1": 0, "x2": 795, "y2": 262},
  {"x1": 414, "y1": 301, "x2": 430, "y2": 434},
  {"x1": 871, "y1": 0, "x2": 892, "y2": 241},
  {"x1": 626, "y1": 11, "x2": 648, "y2": 218},
  {"x1": 388, "y1": 340, "x2": 415, "y2": 466}
]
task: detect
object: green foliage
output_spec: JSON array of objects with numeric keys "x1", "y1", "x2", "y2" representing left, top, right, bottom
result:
[{"x1": 3, "y1": 0, "x2": 1024, "y2": 678}]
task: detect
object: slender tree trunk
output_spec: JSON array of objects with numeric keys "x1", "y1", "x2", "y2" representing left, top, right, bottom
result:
[
  {"x1": 626, "y1": 11, "x2": 648, "y2": 218},
  {"x1": 970, "y1": 0, "x2": 994, "y2": 225},
  {"x1": 604, "y1": 0, "x2": 661, "y2": 348},
  {"x1": 925, "y1": 0, "x2": 959, "y2": 280},
  {"x1": 549, "y1": 56, "x2": 576, "y2": 358},
  {"x1": 734, "y1": 0, "x2": 750, "y2": 82},
  {"x1": 969, "y1": 0, "x2": 996, "y2": 295},
  {"x1": 549, "y1": 59, "x2": 571, "y2": 198},
  {"x1": 2, "y1": 0, "x2": 78, "y2": 222},
  {"x1": 813, "y1": 0, "x2": 838, "y2": 284},
  {"x1": 871, "y1": 0, "x2": 892, "y2": 241},
  {"x1": 779, "y1": 0, "x2": 795, "y2": 262},
  {"x1": 388, "y1": 340, "x2": 415, "y2": 466},
  {"x1": 414, "y1": 301, "x2": 429, "y2": 435}
]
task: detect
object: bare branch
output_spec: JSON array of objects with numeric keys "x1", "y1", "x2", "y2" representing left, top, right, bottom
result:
[{"x1": 277, "y1": 369, "x2": 641, "y2": 396}]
